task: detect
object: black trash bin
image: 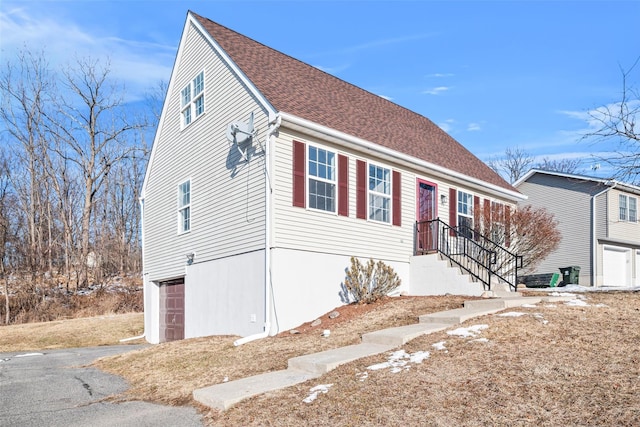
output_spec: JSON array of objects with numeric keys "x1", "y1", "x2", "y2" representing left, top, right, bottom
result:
[{"x1": 559, "y1": 266, "x2": 580, "y2": 286}]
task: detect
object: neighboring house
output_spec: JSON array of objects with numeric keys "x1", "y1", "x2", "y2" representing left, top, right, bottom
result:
[
  {"x1": 514, "y1": 169, "x2": 640, "y2": 287},
  {"x1": 140, "y1": 11, "x2": 524, "y2": 344}
]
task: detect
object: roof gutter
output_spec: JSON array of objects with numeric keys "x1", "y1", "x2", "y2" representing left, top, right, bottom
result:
[
  {"x1": 591, "y1": 181, "x2": 616, "y2": 287},
  {"x1": 234, "y1": 114, "x2": 281, "y2": 346},
  {"x1": 279, "y1": 111, "x2": 526, "y2": 203}
]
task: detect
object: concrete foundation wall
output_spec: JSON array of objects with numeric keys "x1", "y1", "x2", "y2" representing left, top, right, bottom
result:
[
  {"x1": 269, "y1": 248, "x2": 410, "y2": 334},
  {"x1": 409, "y1": 254, "x2": 485, "y2": 296}
]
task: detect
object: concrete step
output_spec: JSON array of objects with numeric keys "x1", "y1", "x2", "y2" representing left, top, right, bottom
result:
[
  {"x1": 362, "y1": 322, "x2": 452, "y2": 346},
  {"x1": 419, "y1": 305, "x2": 505, "y2": 324},
  {"x1": 492, "y1": 290, "x2": 522, "y2": 298},
  {"x1": 193, "y1": 368, "x2": 319, "y2": 411},
  {"x1": 288, "y1": 342, "x2": 393, "y2": 375},
  {"x1": 463, "y1": 295, "x2": 539, "y2": 310}
]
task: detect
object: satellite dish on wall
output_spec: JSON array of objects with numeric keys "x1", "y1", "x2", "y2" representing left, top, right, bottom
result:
[{"x1": 226, "y1": 112, "x2": 255, "y2": 161}]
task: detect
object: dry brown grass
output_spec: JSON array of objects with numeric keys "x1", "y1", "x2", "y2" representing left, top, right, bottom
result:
[
  {"x1": 7, "y1": 291, "x2": 640, "y2": 426},
  {"x1": 94, "y1": 295, "x2": 471, "y2": 406},
  {"x1": 0, "y1": 312, "x2": 144, "y2": 352},
  {"x1": 203, "y1": 291, "x2": 640, "y2": 426}
]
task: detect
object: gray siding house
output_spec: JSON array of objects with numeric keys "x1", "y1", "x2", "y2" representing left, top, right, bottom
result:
[
  {"x1": 514, "y1": 169, "x2": 640, "y2": 287},
  {"x1": 140, "y1": 11, "x2": 524, "y2": 344}
]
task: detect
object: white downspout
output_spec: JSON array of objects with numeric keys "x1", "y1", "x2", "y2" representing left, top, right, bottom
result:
[
  {"x1": 592, "y1": 182, "x2": 616, "y2": 287},
  {"x1": 234, "y1": 114, "x2": 281, "y2": 346}
]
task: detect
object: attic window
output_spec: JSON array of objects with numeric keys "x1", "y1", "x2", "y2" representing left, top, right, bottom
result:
[{"x1": 181, "y1": 71, "x2": 205, "y2": 128}]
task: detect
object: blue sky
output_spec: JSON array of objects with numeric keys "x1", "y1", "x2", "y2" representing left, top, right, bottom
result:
[{"x1": 1, "y1": 0, "x2": 639, "y2": 179}]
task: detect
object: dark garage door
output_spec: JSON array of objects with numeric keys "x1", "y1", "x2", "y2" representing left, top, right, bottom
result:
[{"x1": 159, "y1": 278, "x2": 185, "y2": 342}]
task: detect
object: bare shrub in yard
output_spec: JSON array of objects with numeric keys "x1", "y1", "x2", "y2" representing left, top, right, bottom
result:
[
  {"x1": 342, "y1": 256, "x2": 401, "y2": 304},
  {"x1": 1, "y1": 280, "x2": 143, "y2": 324}
]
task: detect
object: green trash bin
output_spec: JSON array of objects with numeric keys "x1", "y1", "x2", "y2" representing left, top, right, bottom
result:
[{"x1": 559, "y1": 266, "x2": 580, "y2": 286}]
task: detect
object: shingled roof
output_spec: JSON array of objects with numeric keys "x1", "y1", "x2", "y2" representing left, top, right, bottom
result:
[{"x1": 192, "y1": 12, "x2": 517, "y2": 193}]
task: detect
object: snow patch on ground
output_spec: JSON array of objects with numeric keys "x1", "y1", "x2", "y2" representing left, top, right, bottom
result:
[
  {"x1": 565, "y1": 299, "x2": 589, "y2": 307},
  {"x1": 498, "y1": 312, "x2": 526, "y2": 317},
  {"x1": 366, "y1": 349, "x2": 431, "y2": 374},
  {"x1": 303, "y1": 384, "x2": 333, "y2": 403},
  {"x1": 447, "y1": 324, "x2": 488, "y2": 338},
  {"x1": 432, "y1": 341, "x2": 447, "y2": 351}
]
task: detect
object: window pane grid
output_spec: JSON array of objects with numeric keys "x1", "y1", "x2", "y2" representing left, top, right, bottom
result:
[
  {"x1": 308, "y1": 146, "x2": 336, "y2": 213},
  {"x1": 369, "y1": 165, "x2": 390, "y2": 195},
  {"x1": 368, "y1": 163, "x2": 391, "y2": 223},
  {"x1": 181, "y1": 86, "x2": 191, "y2": 107},
  {"x1": 458, "y1": 192, "x2": 473, "y2": 217},
  {"x1": 620, "y1": 195, "x2": 628, "y2": 221},
  {"x1": 629, "y1": 197, "x2": 637, "y2": 222},
  {"x1": 309, "y1": 179, "x2": 335, "y2": 212},
  {"x1": 195, "y1": 95, "x2": 204, "y2": 117},
  {"x1": 369, "y1": 194, "x2": 390, "y2": 223},
  {"x1": 457, "y1": 191, "x2": 473, "y2": 238},
  {"x1": 180, "y1": 71, "x2": 205, "y2": 128},
  {"x1": 182, "y1": 107, "x2": 191, "y2": 126},
  {"x1": 194, "y1": 72, "x2": 204, "y2": 95},
  {"x1": 178, "y1": 180, "x2": 191, "y2": 233}
]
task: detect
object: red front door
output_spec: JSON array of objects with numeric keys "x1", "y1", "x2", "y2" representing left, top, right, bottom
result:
[
  {"x1": 417, "y1": 180, "x2": 437, "y2": 252},
  {"x1": 159, "y1": 278, "x2": 185, "y2": 342}
]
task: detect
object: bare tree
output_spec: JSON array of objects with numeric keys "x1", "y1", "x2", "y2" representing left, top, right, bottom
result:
[
  {"x1": 145, "y1": 80, "x2": 168, "y2": 123},
  {"x1": 0, "y1": 47, "x2": 152, "y2": 314},
  {"x1": 584, "y1": 57, "x2": 640, "y2": 184},
  {"x1": 487, "y1": 146, "x2": 535, "y2": 184},
  {"x1": 0, "y1": 49, "x2": 52, "y2": 278},
  {"x1": 536, "y1": 157, "x2": 581, "y2": 174},
  {"x1": 0, "y1": 148, "x2": 19, "y2": 324},
  {"x1": 47, "y1": 57, "x2": 145, "y2": 288}
]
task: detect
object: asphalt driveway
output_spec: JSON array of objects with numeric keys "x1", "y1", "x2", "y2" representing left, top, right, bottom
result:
[{"x1": 0, "y1": 345, "x2": 203, "y2": 427}]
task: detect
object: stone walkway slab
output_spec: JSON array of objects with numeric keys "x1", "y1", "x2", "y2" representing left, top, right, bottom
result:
[{"x1": 193, "y1": 369, "x2": 320, "y2": 411}]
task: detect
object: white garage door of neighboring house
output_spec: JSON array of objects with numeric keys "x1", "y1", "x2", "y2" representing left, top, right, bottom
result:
[{"x1": 602, "y1": 245, "x2": 632, "y2": 287}]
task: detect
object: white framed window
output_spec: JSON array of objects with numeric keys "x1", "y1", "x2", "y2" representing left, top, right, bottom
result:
[
  {"x1": 308, "y1": 145, "x2": 336, "y2": 213},
  {"x1": 621, "y1": 194, "x2": 637, "y2": 222},
  {"x1": 180, "y1": 71, "x2": 205, "y2": 128},
  {"x1": 619, "y1": 194, "x2": 627, "y2": 221},
  {"x1": 457, "y1": 191, "x2": 474, "y2": 238},
  {"x1": 369, "y1": 163, "x2": 391, "y2": 223},
  {"x1": 178, "y1": 180, "x2": 191, "y2": 233}
]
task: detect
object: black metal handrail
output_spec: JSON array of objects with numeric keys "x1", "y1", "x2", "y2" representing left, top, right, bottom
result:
[{"x1": 415, "y1": 218, "x2": 522, "y2": 291}]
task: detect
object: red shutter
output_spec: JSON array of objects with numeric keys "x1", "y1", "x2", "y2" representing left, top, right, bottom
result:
[
  {"x1": 448, "y1": 188, "x2": 457, "y2": 235},
  {"x1": 338, "y1": 154, "x2": 349, "y2": 217},
  {"x1": 356, "y1": 160, "x2": 366, "y2": 219},
  {"x1": 392, "y1": 170, "x2": 401, "y2": 226},
  {"x1": 473, "y1": 195, "x2": 480, "y2": 240},
  {"x1": 292, "y1": 141, "x2": 305, "y2": 208},
  {"x1": 483, "y1": 198, "x2": 491, "y2": 236},
  {"x1": 505, "y1": 205, "x2": 512, "y2": 247}
]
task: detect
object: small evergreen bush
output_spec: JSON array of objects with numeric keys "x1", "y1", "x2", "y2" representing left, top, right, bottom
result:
[{"x1": 343, "y1": 256, "x2": 401, "y2": 304}]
